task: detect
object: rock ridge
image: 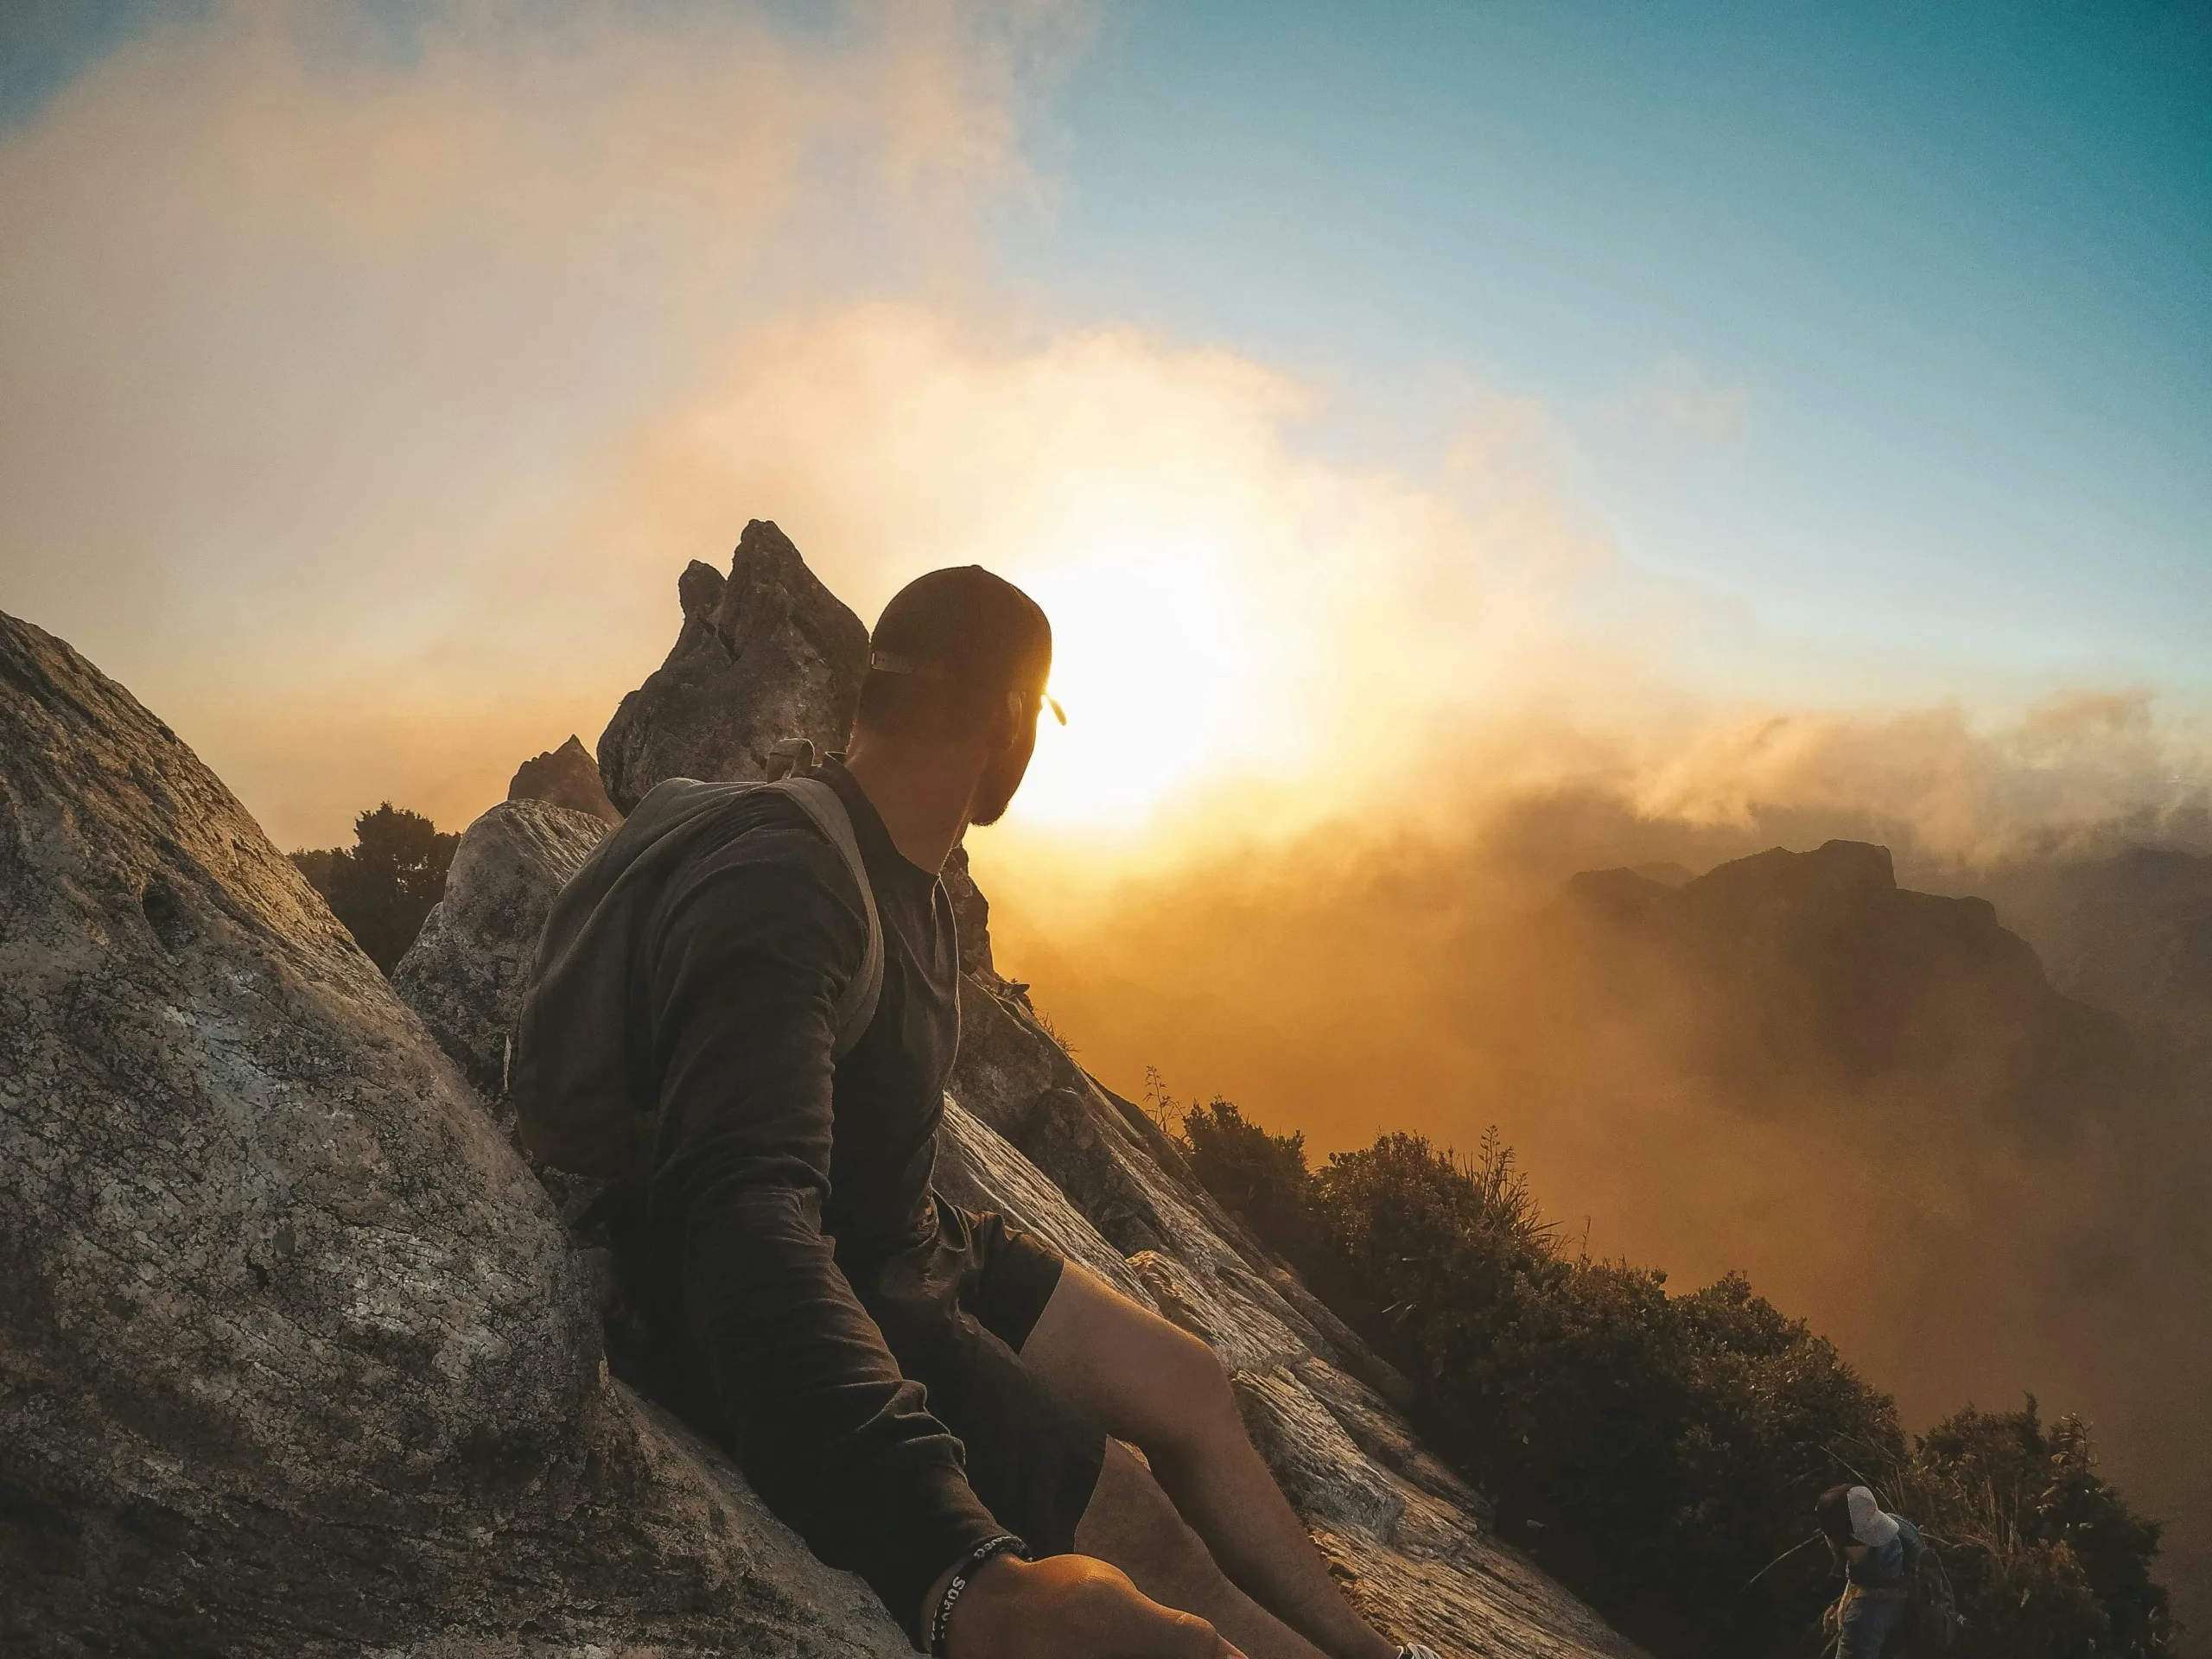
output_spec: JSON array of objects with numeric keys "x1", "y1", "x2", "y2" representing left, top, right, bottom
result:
[{"x1": 563, "y1": 532, "x2": 1642, "y2": 1657}]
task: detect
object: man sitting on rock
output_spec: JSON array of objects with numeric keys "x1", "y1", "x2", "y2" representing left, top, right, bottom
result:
[{"x1": 515, "y1": 568, "x2": 1431, "y2": 1659}]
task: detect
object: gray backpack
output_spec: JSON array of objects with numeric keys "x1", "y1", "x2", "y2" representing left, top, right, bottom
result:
[
  {"x1": 510, "y1": 751, "x2": 884, "y2": 1178},
  {"x1": 1902, "y1": 1532, "x2": 1961, "y2": 1655}
]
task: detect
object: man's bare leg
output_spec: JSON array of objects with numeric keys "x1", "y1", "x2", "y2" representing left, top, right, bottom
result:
[
  {"x1": 1077, "y1": 1440, "x2": 1319, "y2": 1659},
  {"x1": 1025, "y1": 1267, "x2": 1400, "y2": 1659}
]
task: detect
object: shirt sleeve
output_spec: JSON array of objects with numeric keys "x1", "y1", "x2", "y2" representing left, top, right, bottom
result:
[{"x1": 644, "y1": 824, "x2": 1005, "y2": 1643}]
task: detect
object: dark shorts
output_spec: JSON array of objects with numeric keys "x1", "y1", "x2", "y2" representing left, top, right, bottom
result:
[{"x1": 847, "y1": 1196, "x2": 1108, "y2": 1558}]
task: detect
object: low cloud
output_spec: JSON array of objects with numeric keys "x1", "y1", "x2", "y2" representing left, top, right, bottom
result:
[
  {"x1": 5, "y1": 2, "x2": 2197, "y2": 862},
  {"x1": 0, "y1": 0, "x2": 1077, "y2": 844}
]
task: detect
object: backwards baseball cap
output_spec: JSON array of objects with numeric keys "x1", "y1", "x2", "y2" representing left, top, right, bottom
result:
[
  {"x1": 1847, "y1": 1486, "x2": 1900, "y2": 1548},
  {"x1": 868, "y1": 565, "x2": 1064, "y2": 723}
]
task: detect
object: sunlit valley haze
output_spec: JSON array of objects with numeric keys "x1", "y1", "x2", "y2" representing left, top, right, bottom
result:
[{"x1": 5, "y1": 0, "x2": 2210, "y2": 1643}]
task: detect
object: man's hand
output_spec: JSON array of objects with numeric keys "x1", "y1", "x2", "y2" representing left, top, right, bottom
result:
[{"x1": 935, "y1": 1552, "x2": 1243, "y2": 1659}]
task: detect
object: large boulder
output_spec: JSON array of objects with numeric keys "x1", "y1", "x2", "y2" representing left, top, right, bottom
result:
[
  {"x1": 508, "y1": 734, "x2": 622, "y2": 825},
  {"x1": 393, "y1": 798, "x2": 612, "y2": 1100},
  {"x1": 597, "y1": 519, "x2": 871, "y2": 812},
  {"x1": 0, "y1": 610, "x2": 906, "y2": 1656}
]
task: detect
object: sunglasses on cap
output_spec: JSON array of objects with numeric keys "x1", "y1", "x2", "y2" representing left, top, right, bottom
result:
[{"x1": 869, "y1": 651, "x2": 1066, "y2": 725}]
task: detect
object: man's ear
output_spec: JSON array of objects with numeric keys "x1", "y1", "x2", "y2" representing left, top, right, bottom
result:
[{"x1": 988, "y1": 690, "x2": 1025, "y2": 752}]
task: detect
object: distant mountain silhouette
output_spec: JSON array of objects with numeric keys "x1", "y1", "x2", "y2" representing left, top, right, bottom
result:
[{"x1": 1560, "y1": 839, "x2": 2134, "y2": 1141}]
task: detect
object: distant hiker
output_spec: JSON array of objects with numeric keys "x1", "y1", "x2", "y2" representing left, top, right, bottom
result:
[
  {"x1": 514, "y1": 568, "x2": 1433, "y2": 1659},
  {"x1": 1817, "y1": 1484, "x2": 1923, "y2": 1658}
]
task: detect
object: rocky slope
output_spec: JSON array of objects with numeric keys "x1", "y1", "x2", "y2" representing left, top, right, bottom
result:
[
  {"x1": 0, "y1": 609, "x2": 911, "y2": 1656},
  {"x1": 3, "y1": 523, "x2": 1639, "y2": 1656},
  {"x1": 422, "y1": 528, "x2": 1643, "y2": 1656}
]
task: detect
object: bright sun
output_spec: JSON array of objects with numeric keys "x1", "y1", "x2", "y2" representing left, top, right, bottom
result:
[{"x1": 1003, "y1": 550, "x2": 1270, "y2": 831}]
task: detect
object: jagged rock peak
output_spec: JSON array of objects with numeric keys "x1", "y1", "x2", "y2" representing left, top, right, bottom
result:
[
  {"x1": 596, "y1": 519, "x2": 871, "y2": 812},
  {"x1": 509, "y1": 733, "x2": 622, "y2": 824},
  {"x1": 597, "y1": 518, "x2": 1005, "y2": 973}
]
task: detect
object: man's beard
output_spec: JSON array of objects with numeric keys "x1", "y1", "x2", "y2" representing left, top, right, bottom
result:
[
  {"x1": 968, "y1": 732, "x2": 1035, "y2": 830},
  {"x1": 968, "y1": 760, "x2": 1024, "y2": 827}
]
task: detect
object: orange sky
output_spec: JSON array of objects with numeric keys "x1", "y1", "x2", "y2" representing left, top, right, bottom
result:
[{"x1": 3, "y1": 2, "x2": 2202, "y2": 868}]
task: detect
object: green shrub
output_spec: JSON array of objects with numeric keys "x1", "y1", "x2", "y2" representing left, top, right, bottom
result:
[
  {"x1": 1179, "y1": 1096, "x2": 1338, "y2": 1277},
  {"x1": 1173, "y1": 1096, "x2": 2174, "y2": 1658}
]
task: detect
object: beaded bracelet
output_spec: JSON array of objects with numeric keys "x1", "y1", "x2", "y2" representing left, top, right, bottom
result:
[{"x1": 928, "y1": 1534, "x2": 1031, "y2": 1656}]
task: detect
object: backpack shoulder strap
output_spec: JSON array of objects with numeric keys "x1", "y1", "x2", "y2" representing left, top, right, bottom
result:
[{"x1": 768, "y1": 776, "x2": 884, "y2": 1056}]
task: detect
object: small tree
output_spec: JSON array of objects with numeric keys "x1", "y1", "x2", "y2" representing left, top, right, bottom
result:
[{"x1": 291, "y1": 804, "x2": 459, "y2": 975}]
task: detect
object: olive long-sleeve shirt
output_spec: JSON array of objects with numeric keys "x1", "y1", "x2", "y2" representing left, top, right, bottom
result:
[{"x1": 637, "y1": 761, "x2": 1003, "y2": 1637}]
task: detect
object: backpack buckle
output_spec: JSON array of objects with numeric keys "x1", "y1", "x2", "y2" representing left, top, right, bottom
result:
[{"x1": 765, "y1": 738, "x2": 817, "y2": 781}]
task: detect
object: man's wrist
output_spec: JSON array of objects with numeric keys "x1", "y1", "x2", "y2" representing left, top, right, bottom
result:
[
  {"x1": 936, "y1": 1549, "x2": 1028, "y2": 1656},
  {"x1": 923, "y1": 1534, "x2": 1031, "y2": 1656}
]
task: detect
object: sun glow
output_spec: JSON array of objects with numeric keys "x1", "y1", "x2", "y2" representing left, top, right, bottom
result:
[{"x1": 1007, "y1": 546, "x2": 1266, "y2": 829}]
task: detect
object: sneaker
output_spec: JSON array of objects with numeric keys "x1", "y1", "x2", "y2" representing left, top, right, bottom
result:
[{"x1": 1396, "y1": 1647, "x2": 1443, "y2": 1659}]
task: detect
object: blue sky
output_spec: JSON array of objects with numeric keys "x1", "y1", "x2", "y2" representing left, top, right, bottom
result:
[
  {"x1": 2, "y1": 1, "x2": 2207, "y2": 846},
  {"x1": 999, "y1": 1, "x2": 2211, "y2": 690}
]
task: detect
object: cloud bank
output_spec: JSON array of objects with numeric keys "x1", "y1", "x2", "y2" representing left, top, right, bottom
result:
[{"x1": 10, "y1": 1, "x2": 2200, "y2": 858}]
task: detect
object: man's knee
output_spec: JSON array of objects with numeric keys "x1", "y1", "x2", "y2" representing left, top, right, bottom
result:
[
  {"x1": 1078, "y1": 1440, "x2": 1224, "y2": 1591},
  {"x1": 1143, "y1": 1325, "x2": 1242, "y2": 1456},
  {"x1": 1022, "y1": 1266, "x2": 1243, "y2": 1457}
]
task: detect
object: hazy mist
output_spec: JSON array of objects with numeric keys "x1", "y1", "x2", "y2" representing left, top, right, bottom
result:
[{"x1": 982, "y1": 775, "x2": 2212, "y2": 1625}]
